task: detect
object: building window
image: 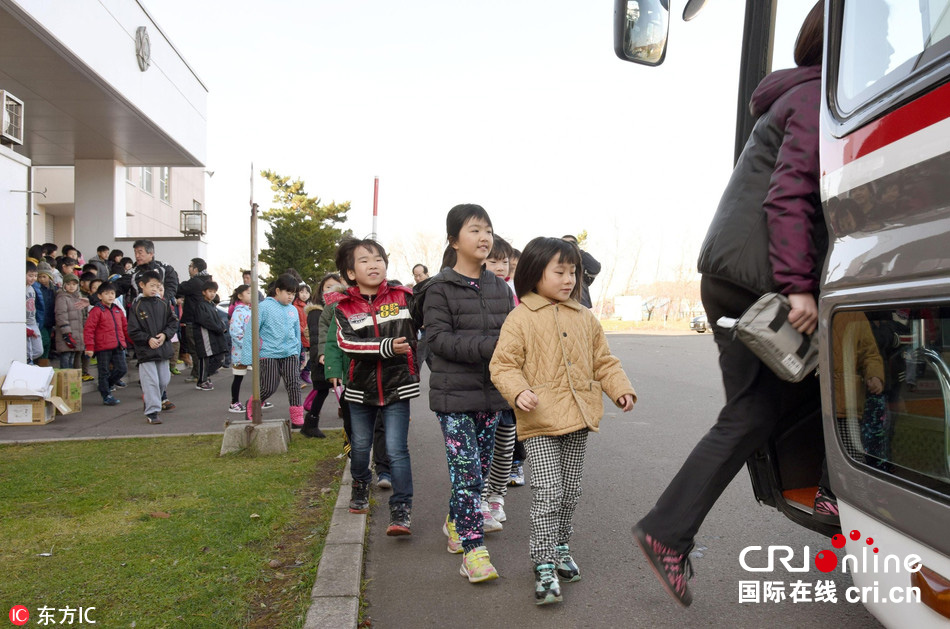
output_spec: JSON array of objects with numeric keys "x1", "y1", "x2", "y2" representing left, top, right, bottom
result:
[
  {"x1": 126, "y1": 167, "x2": 134, "y2": 183},
  {"x1": 141, "y1": 167, "x2": 153, "y2": 193},
  {"x1": 193, "y1": 200, "x2": 201, "y2": 212},
  {"x1": 159, "y1": 167, "x2": 170, "y2": 203}
]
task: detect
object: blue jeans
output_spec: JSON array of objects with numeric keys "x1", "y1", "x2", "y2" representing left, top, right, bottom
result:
[
  {"x1": 96, "y1": 348, "x2": 128, "y2": 400},
  {"x1": 349, "y1": 399, "x2": 412, "y2": 506}
]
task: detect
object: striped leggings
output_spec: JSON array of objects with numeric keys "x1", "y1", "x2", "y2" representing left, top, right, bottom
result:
[
  {"x1": 255, "y1": 355, "x2": 301, "y2": 407},
  {"x1": 481, "y1": 416, "x2": 516, "y2": 500}
]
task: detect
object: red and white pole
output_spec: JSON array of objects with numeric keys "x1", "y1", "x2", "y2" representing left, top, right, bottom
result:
[{"x1": 372, "y1": 176, "x2": 379, "y2": 240}]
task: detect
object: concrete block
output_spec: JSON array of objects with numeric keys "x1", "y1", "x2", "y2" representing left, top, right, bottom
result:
[
  {"x1": 324, "y1": 510, "x2": 366, "y2": 545},
  {"x1": 311, "y1": 543, "x2": 363, "y2": 598},
  {"x1": 219, "y1": 420, "x2": 288, "y2": 456},
  {"x1": 249, "y1": 421, "x2": 289, "y2": 455},
  {"x1": 303, "y1": 596, "x2": 358, "y2": 629}
]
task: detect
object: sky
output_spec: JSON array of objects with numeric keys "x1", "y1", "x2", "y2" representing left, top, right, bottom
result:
[{"x1": 145, "y1": 0, "x2": 814, "y2": 301}]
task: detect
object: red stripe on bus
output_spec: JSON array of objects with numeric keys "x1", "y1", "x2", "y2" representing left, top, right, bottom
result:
[{"x1": 822, "y1": 80, "x2": 950, "y2": 174}]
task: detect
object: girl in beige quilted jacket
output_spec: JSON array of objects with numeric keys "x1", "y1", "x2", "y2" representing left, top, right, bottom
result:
[{"x1": 490, "y1": 236, "x2": 636, "y2": 605}]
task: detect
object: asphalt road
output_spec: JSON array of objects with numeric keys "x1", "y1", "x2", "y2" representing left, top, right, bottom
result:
[{"x1": 361, "y1": 333, "x2": 882, "y2": 629}]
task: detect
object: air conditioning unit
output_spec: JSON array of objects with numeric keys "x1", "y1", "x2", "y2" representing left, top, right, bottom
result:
[{"x1": 1, "y1": 91, "x2": 24, "y2": 146}]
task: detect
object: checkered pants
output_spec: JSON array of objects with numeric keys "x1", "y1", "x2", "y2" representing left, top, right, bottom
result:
[{"x1": 524, "y1": 429, "x2": 589, "y2": 565}]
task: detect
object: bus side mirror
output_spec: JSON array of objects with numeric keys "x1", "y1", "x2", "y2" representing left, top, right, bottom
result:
[{"x1": 613, "y1": 0, "x2": 670, "y2": 66}]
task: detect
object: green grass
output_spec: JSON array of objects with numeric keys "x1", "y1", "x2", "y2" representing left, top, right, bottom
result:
[{"x1": 0, "y1": 432, "x2": 345, "y2": 628}]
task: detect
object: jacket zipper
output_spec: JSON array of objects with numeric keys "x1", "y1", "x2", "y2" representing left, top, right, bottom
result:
[{"x1": 369, "y1": 295, "x2": 384, "y2": 405}]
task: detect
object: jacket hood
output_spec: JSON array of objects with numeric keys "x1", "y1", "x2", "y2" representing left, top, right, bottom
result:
[
  {"x1": 324, "y1": 290, "x2": 346, "y2": 306},
  {"x1": 304, "y1": 303, "x2": 323, "y2": 314},
  {"x1": 750, "y1": 64, "x2": 821, "y2": 119}
]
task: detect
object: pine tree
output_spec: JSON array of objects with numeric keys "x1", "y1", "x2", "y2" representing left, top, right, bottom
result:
[{"x1": 258, "y1": 170, "x2": 351, "y2": 286}]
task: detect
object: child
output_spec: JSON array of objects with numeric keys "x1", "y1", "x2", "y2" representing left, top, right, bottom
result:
[
  {"x1": 479, "y1": 234, "x2": 519, "y2": 529},
  {"x1": 334, "y1": 238, "x2": 419, "y2": 536},
  {"x1": 55, "y1": 274, "x2": 87, "y2": 369},
  {"x1": 35, "y1": 263, "x2": 58, "y2": 361},
  {"x1": 26, "y1": 261, "x2": 43, "y2": 364},
  {"x1": 294, "y1": 283, "x2": 312, "y2": 386},
  {"x1": 83, "y1": 282, "x2": 129, "y2": 406},
  {"x1": 241, "y1": 273, "x2": 303, "y2": 425},
  {"x1": 320, "y1": 276, "x2": 353, "y2": 449},
  {"x1": 413, "y1": 204, "x2": 514, "y2": 582},
  {"x1": 228, "y1": 284, "x2": 252, "y2": 413},
  {"x1": 490, "y1": 236, "x2": 636, "y2": 605},
  {"x1": 127, "y1": 271, "x2": 179, "y2": 424},
  {"x1": 302, "y1": 274, "x2": 342, "y2": 437},
  {"x1": 192, "y1": 280, "x2": 229, "y2": 391}
]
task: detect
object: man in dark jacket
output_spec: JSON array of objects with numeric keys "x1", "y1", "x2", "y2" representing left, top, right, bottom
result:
[
  {"x1": 177, "y1": 257, "x2": 213, "y2": 379},
  {"x1": 115, "y1": 239, "x2": 180, "y2": 306},
  {"x1": 128, "y1": 270, "x2": 179, "y2": 425}
]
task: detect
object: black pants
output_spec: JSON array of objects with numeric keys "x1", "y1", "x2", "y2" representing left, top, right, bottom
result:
[{"x1": 637, "y1": 277, "x2": 821, "y2": 553}]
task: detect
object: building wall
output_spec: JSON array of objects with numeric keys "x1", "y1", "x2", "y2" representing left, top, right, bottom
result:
[
  {"x1": 2, "y1": 144, "x2": 30, "y2": 369},
  {"x1": 125, "y1": 167, "x2": 206, "y2": 237}
]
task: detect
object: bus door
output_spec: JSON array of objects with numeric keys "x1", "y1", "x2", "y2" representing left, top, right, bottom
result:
[{"x1": 820, "y1": 1, "x2": 950, "y2": 624}]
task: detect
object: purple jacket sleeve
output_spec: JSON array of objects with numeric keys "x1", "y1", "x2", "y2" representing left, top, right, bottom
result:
[{"x1": 763, "y1": 81, "x2": 822, "y2": 294}]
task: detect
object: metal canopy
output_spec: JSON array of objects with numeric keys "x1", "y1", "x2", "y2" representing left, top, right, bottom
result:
[{"x1": 0, "y1": 5, "x2": 202, "y2": 167}]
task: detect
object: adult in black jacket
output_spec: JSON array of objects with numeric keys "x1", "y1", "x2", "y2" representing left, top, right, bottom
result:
[
  {"x1": 178, "y1": 258, "x2": 213, "y2": 324},
  {"x1": 115, "y1": 239, "x2": 180, "y2": 306},
  {"x1": 634, "y1": 3, "x2": 826, "y2": 608}
]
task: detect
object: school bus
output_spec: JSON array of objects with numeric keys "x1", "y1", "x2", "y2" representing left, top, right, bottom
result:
[{"x1": 615, "y1": 1, "x2": 950, "y2": 625}]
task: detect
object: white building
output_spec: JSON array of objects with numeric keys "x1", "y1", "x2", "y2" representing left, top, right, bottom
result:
[{"x1": 1, "y1": 0, "x2": 208, "y2": 374}]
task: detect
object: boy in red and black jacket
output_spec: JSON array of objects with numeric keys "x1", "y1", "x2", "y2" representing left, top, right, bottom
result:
[
  {"x1": 334, "y1": 237, "x2": 419, "y2": 536},
  {"x1": 83, "y1": 282, "x2": 129, "y2": 406}
]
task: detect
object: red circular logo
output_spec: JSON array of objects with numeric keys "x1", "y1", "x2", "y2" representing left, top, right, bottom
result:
[{"x1": 9, "y1": 606, "x2": 29, "y2": 626}]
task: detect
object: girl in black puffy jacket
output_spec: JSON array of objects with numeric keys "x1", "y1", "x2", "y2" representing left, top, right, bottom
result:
[{"x1": 414, "y1": 204, "x2": 514, "y2": 583}]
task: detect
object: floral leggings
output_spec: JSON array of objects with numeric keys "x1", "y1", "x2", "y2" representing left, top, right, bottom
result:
[{"x1": 437, "y1": 411, "x2": 502, "y2": 553}]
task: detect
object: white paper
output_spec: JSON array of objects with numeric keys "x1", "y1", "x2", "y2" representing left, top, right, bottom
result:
[
  {"x1": 2, "y1": 361, "x2": 54, "y2": 397},
  {"x1": 7, "y1": 404, "x2": 34, "y2": 423}
]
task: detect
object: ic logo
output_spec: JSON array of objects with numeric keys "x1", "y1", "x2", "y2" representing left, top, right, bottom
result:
[{"x1": 9, "y1": 606, "x2": 29, "y2": 626}]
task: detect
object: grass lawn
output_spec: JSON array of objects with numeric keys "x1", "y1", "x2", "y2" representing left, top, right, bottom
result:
[{"x1": 0, "y1": 432, "x2": 345, "y2": 628}]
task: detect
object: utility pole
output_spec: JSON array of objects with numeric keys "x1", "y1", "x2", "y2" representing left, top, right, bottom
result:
[{"x1": 250, "y1": 163, "x2": 262, "y2": 424}]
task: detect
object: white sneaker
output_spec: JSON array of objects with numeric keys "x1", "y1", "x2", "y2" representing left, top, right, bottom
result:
[
  {"x1": 487, "y1": 495, "x2": 506, "y2": 523},
  {"x1": 480, "y1": 500, "x2": 503, "y2": 532}
]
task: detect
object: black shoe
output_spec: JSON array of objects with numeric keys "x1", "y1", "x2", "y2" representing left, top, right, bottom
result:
[
  {"x1": 348, "y1": 481, "x2": 369, "y2": 514},
  {"x1": 555, "y1": 544, "x2": 581, "y2": 582},
  {"x1": 386, "y1": 502, "x2": 411, "y2": 536},
  {"x1": 300, "y1": 412, "x2": 326, "y2": 438},
  {"x1": 146, "y1": 413, "x2": 162, "y2": 425}
]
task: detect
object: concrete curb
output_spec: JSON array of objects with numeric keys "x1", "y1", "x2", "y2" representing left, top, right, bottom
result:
[{"x1": 304, "y1": 460, "x2": 364, "y2": 629}]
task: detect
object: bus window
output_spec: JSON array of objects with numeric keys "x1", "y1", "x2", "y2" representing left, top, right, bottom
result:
[
  {"x1": 836, "y1": 0, "x2": 950, "y2": 114},
  {"x1": 833, "y1": 307, "x2": 950, "y2": 499}
]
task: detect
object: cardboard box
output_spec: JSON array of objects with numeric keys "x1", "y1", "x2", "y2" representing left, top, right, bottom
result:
[
  {"x1": 53, "y1": 369, "x2": 83, "y2": 415},
  {"x1": 0, "y1": 398, "x2": 55, "y2": 425},
  {"x1": 0, "y1": 374, "x2": 72, "y2": 426}
]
